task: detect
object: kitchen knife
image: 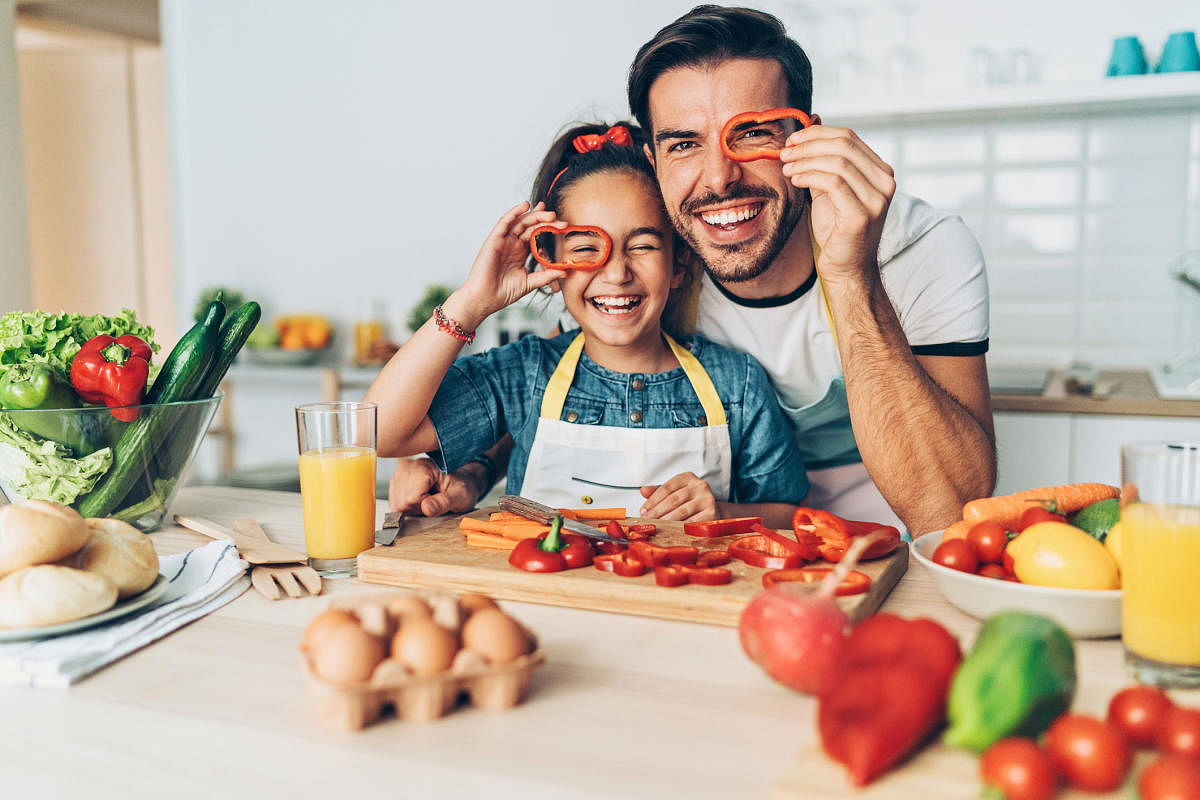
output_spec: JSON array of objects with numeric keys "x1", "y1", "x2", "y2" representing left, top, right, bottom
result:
[
  {"x1": 375, "y1": 511, "x2": 403, "y2": 546},
  {"x1": 497, "y1": 495, "x2": 629, "y2": 545}
]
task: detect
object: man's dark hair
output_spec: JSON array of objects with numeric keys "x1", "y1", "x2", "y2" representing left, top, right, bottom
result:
[{"x1": 627, "y1": 5, "x2": 813, "y2": 136}]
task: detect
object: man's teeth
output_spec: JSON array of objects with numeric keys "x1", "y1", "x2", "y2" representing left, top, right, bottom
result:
[
  {"x1": 590, "y1": 296, "x2": 642, "y2": 314},
  {"x1": 701, "y1": 206, "x2": 760, "y2": 226}
]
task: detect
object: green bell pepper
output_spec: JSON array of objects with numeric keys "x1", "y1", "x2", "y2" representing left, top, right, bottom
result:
[
  {"x1": 0, "y1": 363, "x2": 102, "y2": 456},
  {"x1": 943, "y1": 611, "x2": 1076, "y2": 753}
]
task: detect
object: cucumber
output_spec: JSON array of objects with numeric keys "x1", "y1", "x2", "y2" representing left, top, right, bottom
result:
[
  {"x1": 78, "y1": 303, "x2": 224, "y2": 518},
  {"x1": 194, "y1": 300, "x2": 262, "y2": 399}
]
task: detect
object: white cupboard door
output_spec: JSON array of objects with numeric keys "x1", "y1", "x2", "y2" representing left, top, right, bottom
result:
[
  {"x1": 994, "y1": 412, "x2": 1072, "y2": 496},
  {"x1": 1071, "y1": 416, "x2": 1200, "y2": 487}
]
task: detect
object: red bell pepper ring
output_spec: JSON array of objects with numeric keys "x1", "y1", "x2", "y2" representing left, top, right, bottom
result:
[
  {"x1": 719, "y1": 107, "x2": 813, "y2": 163},
  {"x1": 69, "y1": 334, "x2": 152, "y2": 422},
  {"x1": 528, "y1": 224, "x2": 613, "y2": 271},
  {"x1": 761, "y1": 567, "x2": 872, "y2": 596},
  {"x1": 683, "y1": 516, "x2": 763, "y2": 538},
  {"x1": 654, "y1": 564, "x2": 733, "y2": 587},
  {"x1": 507, "y1": 515, "x2": 593, "y2": 572},
  {"x1": 792, "y1": 508, "x2": 902, "y2": 563},
  {"x1": 593, "y1": 551, "x2": 646, "y2": 578},
  {"x1": 628, "y1": 541, "x2": 699, "y2": 567},
  {"x1": 728, "y1": 523, "x2": 818, "y2": 570},
  {"x1": 626, "y1": 524, "x2": 657, "y2": 540},
  {"x1": 605, "y1": 520, "x2": 628, "y2": 540},
  {"x1": 696, "y1": 549, "x2": 732, "y2": 568}
]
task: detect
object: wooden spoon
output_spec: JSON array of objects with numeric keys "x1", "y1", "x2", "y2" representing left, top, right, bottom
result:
[{"x1": 232, "y1": 518, "x2": 322, "y2": 601}]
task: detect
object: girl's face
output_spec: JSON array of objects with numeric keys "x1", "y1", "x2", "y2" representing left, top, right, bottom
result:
[{"x1": 556, "y1": 170, "x2": 681, "y2": 361}]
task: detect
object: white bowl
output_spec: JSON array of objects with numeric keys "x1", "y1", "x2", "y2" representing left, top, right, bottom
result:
[{"x1": 911, "y1": 530, "x2": 1122, "y2": 639}]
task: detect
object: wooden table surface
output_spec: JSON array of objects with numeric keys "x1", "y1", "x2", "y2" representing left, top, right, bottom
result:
[{"x1": 2, "y1": 486, "x2": 1195, "y2": 799}]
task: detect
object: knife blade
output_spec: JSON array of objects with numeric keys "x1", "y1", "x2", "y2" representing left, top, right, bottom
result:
[
  {"x1": 497, "y1": 495, "x2": 629, "y2": 545},
  {"x1": 375, "y1": 510, "x2": 403, "y2": 546}
]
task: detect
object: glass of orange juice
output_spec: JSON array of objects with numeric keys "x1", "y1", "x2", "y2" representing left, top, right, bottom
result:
[
  {"x1": 295, "y1": 401, "x2": 377, "y2": 577},
  {"x1": 1121, "y1": 441, "x2": 1200, "y2": 687}
]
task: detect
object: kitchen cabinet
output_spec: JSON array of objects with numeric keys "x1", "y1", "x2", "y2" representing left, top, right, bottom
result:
[
  {"x1": 994, "y1": 412, "x2": 1072, "y2": 495},
  {"x1": 1072, "y1": 415, "x2": 1200, "y2": 486}
]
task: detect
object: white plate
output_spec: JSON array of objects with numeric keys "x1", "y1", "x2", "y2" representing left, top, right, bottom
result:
[
  {"x1": 911, "y1": 531, "x2": 1122, "y2": 639},
  {"x1": 0, "y1": 575, "x2": 169, "y2": 642}
]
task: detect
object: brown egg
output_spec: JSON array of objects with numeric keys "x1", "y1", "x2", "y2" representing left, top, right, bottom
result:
[
  {"x1": 385, "y1": 593, "x2": 431, "y2": 622},
  {"x1": 460, "y1": 608, "x2": 529, "y2": 664},
  {"x1": 390, "y1": 618, "x2": 458, "y2": 676},
  {"x1": 458, "y1": 593, "x2": 497, "y2": 615},
  {"x1": 310, "y1": 623, "x2": 386, "y2": 685},
  {"x1": 300, "y1": 608, "x2": 359, "y2": 653}
]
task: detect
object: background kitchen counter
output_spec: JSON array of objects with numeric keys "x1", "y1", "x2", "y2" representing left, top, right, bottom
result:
[{"x1": 992, "y1": 368, "x2": 1200, "y2": 416}]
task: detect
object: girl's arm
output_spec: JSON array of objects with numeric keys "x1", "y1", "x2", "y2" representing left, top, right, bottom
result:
[
  {"x1": 365, "y1": 202, "x2": 563, "y2": 457},
  {"x1": 638, "y1": 476, "x2": 800, "y2": 529}
]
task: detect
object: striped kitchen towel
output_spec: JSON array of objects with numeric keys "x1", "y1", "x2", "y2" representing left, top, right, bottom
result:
[{"x1": 0, "y1": 540, "x2": 249, "y2": 688}]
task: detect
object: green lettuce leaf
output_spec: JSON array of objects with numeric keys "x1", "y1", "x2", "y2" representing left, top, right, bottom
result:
[
  {"x1": 0, "y1": 416, "x2": 112, "y2": 506},
  {"x1": 0, "y1": 308, "x2": 159, "y2": 386}
]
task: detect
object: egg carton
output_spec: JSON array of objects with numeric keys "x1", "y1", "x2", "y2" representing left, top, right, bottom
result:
[{"x1": 303, "y1": 591, "x2": 545, "y2": 731}]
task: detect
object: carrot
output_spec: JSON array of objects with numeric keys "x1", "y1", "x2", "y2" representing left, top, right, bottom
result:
[
  {"x1": 962, "y1": 483, "x2": 1119, "y2": 529},
  {"x1": 487, "y1": 511, "x2": 528, "y2": 522},
  {"x1": 461, "y1": 517, "x2": 548, "y2": 540},
  {"x1": 464, "y1": 532, "x2": 518, "y2": 551},
  {"x1": 458, "y1": 518, "x2": 507, "y2": 535},
  {"x1": 942, "y1": 519, "x2": 974, "y2": 541},
  {"x1": 560, "y1": 507, "x2": 626, "y2": 520}
]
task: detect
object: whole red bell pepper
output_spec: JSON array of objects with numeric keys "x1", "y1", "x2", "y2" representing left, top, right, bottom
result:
[
  {"x1": 508, "y1": 515, "x2": 593, "y2": 572},
  {"x1": 792, "y1": 508, "x2": 901, "y2": 563},
  {"x1": 69, "y1": 334, "x2": 152, "y2": 422},
  {"x1": 818, "y1": 613, "x2": 962, "y2": 786},
  {"x1": 683, "y1": 516, "x2": 762, "y2": 538}
]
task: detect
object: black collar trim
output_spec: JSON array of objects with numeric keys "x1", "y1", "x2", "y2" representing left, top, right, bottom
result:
[{"x1": 707, "y1": 267, "x2": 817, "y2": 308}]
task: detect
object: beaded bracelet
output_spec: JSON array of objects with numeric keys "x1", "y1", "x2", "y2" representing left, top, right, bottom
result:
[{"x1": 433, "y1": 305, "x2": 475, "y2": 345}]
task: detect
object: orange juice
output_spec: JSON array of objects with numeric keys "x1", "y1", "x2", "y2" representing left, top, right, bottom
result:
[
  {"x1": 1122, "y1": 502, "x2": 1200, "y2": 665},
  {"x1": 298, "y1": 446, "x2": 376, "y2": 559},
  {"x1": 354, "y1": 320, "x2": 384, "y2": 362}
]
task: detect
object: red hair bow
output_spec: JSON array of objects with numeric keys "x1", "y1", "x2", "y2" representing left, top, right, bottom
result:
[{"x1": 572, "y1": 125, "x2": 633, "y2": 153}]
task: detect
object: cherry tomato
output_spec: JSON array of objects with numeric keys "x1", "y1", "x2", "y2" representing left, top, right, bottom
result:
[
  {"x1": 932, "y1": 538, "x2": 979, "y2": 573},
  {"x1": 980, "y1": 738, "x2": 1058, "y2": 800},
  {"x1": 967, "y1": 521, "x2": 1008, "y2": 564},
  {"x1": 1002, "y1": 547, "x2": 1016, "y2": 575},
  {"x1": 977, "y1": 563, "x2": 1010, "y2": 579},
  {"x1": 1017, "y1": 506, "x2": 1067, "y2": 531},
  {"x1": 1159, "y1": 707, "x2": 1200, "y2": 760},
  {"x1": 1140, "y1": 753, "x2": 1200, "y2": 800},
  {"x1": 1107, "y1": 685, "x2": 1174, "y2": 748},
  {"x1": 1044, "y1": 713, "x2": 1132, "y2": 792}
]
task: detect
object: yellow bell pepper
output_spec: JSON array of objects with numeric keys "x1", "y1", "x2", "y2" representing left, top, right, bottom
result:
[{"x1": 1007, "y1": 521, "x2": 1120, "y2": 590}]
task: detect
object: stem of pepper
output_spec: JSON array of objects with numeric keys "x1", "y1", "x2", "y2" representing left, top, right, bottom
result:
[
  {"x1": 539, "y1": 514, "x2": 565, "y2": 553},
  {"x1": 101, "y1": 342, "x2": 132, "y2": 365}
]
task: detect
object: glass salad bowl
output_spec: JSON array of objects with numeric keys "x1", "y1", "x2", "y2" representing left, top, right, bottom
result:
[{"x1": 0, "y1": 394, "x2": 222, "y2": 532}]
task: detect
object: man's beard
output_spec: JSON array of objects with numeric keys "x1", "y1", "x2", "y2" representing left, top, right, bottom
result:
[{"x1": 670, "y1": 184, "x2": 806, "y2": 284}]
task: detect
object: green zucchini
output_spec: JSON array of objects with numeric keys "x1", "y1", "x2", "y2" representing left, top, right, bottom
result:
[
  {"x1": 78, "y1": 304, "x2": 224, "y2": 518},
  {"x1": 194, "y1": 300, "x2": 262, "y2": 399}
]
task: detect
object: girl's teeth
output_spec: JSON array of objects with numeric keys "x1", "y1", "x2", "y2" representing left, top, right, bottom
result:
[
  {"x1": 591, "y1": 296, "x2": 642, "y2": 314},
  {"x1": 701, "y1": 206, "x2": 760, "y2": 226}
]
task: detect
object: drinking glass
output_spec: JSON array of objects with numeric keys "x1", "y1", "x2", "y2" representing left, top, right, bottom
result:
[
  {"x1": 295, "y1": 401, "x2": 377, "y2": 577},
  {"x1": 1120, "y1": 441, "x2": 1200, "y2": 687}
]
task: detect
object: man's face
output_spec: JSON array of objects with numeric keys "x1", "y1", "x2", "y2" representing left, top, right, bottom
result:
[{"x1": 645, "y1": 58, "x2": 806, "y2": 285}]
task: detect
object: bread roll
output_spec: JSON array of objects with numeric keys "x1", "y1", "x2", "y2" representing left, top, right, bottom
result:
[
  {"x1": 0, "y1": 565, "x2": 118, "y2": 628},
  {"x1": 0, "y1": 500, "x2": 89, "y2": 576},
  {"x1": 65, "y1": 518, "x2": 160, "y2": 599}
]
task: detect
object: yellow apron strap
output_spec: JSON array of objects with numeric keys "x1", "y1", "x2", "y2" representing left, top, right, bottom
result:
[
  {"x1": 540, "y1": 332, "x2": 585, "y2": 420},
  {"x1": 664, "y1": 334, "x2": 727, "y2": 426},
  {"x1": 809, "y1": 216, "x2": 839, "y2": 349}
]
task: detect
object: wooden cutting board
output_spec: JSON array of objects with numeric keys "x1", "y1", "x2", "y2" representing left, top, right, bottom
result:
[{"x1": 357, "y1": 508, "x2": 908, "y2": 627}]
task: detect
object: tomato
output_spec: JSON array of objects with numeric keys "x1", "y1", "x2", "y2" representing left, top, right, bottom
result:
[
  {"x1": 1107, "y1": 685, "x2": 1174, "y2": 748},
  {"x1": 1017, "y1": 506, "x2": 1067, "y2": 531},
  {"x1": 977, "y1": 563, "x2": 1010, "y2": 579},
  {"x1": 980, "y1": 738, "x2": 1058, "y2": 800},
  {"x1": 1159, "y1": 707, "x2": 1200, "y2": 760},
  {"x1": 932, "y1": 538, "x2": 979, "y2": 573},
  {"x1": 1044, "y1": 713, "x2": 1132, "y2": 792},
  {"x1": 967, "y1": 521, "x2": 1008, "y2": 564},
  {"x1": 1140, "y1": 754, "x2": 1200, "y2": 800}
]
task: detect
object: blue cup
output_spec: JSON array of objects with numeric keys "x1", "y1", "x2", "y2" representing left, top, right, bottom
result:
[
  {"x1": 1106, "y1": 35, "x2": 1148, "y2": 76},
  {"x1": 1157, "y1": 31, "x2": 1200, "y2": 73}
]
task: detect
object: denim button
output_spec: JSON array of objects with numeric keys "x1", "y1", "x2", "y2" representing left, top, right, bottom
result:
[
  {"x1": 632, "y1": 378, "x2": 645, "y2": 390},
  {"x1": 630, "y1": 411, "x2": 643, "y2": 423},
  {"x1": 566, "y1": 411, "x2": 579, "y2": 422}
]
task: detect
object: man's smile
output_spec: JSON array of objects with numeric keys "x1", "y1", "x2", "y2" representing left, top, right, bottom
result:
[{"x1": 698, "y1": 202, "x2": 763, "y2": 229}]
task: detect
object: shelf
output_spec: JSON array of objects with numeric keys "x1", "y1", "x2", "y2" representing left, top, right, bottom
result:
[{"x1": 819, "y1": 72, "x2": 1200, "y2": 126}]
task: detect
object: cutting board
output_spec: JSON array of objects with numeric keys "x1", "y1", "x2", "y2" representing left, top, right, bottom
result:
[{"x1": 357, "y1": 508, "x2": 907, "y2": 627}]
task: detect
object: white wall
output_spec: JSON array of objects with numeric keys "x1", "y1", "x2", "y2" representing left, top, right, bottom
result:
[{"x1": 0, "y1": 1, "x2": 32, "y2": 314}]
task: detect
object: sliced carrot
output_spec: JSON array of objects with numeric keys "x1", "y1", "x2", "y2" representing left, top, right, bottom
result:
[
  {"x1": 942, "y1": 519, "x2": 973, "y2": 541},
  {"x1": 497, "y1": 522, "x2": 549, "y2": 541},
  {"x1": 962, "y1": 483, "x2": 1119, "y2": 529},
  {"x1": 459, "y1": 517, "x2": 507, "y2": 535},
  {"x1": 488, "y1": 511, "x2": 528, "y2": 522},
  {"x1": 465, "y1": 532, "x2": 518, "y2": 551},
  {"x1": 560, "y1": 507, "x2": 626, "y2": 520}
]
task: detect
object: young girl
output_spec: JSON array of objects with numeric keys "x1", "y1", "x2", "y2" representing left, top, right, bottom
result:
[{"x1": 365, "y1": 123, "x2": 807, "y2": 527}]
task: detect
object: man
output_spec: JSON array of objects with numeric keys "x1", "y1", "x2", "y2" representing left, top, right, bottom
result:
[{"x1": 390, "y1": 5, "x2": 995, "y2": 534}]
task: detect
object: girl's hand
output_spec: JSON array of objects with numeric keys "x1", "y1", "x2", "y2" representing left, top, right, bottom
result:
[
  {"x1": 637, "y1": 472, "x2": 719, "y2": 521},
  {"x1": 456, "y1": 201, "x2": 566, "y2": 325}
]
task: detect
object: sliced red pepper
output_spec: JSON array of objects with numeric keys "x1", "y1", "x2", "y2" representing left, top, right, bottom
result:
[
  {"x1": 654, "y1": 564, "x2": 733, "y2": 587},
  {"x1": 719, "y1": 107, "x2": 813, "y2": 163},
  {"x1": 729, "y1": 524, "x2": 817, "y2": 570},
  {"x1": 69, "y1": 334, "x2": 152, "y2": 422},
  {"x1": 628, "y1": 541, "x2": 698, "y2": 567},
  {"x1": 593, "y1": 551, "x2": 646, "y2": 578},
  {"x1": 683, "y1": 516, "x2": 763, "y2": 538},
  {"x1": 792, "y1": 507, "x2": 902, "y2": 563},
  {"x1": 626, "y1": 523, "x2": 657, "y2": 540},
  {"x1": 605, "y1": 520, "x2": 628, "y2": 540},
  {"x1": 761, "y1": 567, "x2": 871, "y2": 596},
  {"x1": 696, "y1": 549, "x2": 732, "y2": 568}
]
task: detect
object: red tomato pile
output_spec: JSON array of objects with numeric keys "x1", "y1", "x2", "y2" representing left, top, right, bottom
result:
[
  {"x1": 932, "y1": 507, "x2": 1067, "y2": 582},
  {"x1": 979, "y1": 685, "x2": 1200, "y2": 799}
]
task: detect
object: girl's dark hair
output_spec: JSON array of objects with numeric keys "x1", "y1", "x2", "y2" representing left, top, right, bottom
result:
[
  {"x1": 527, "y1": 121, "x2": 696, "y2": 336},
  {"x1": 627, "y1": 5, "x2": 813, "y2": 136}
]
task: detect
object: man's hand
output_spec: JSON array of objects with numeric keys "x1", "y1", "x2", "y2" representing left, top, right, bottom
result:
[
  {"x1": 637, "y1": 472, "x2": 719, "y2": 521},
  {"x1": 388, "y1": 456, "x2": 482, "y2": 517}
]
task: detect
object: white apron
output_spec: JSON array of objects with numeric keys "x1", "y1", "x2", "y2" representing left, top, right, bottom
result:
[{"x1": 521, "y1": 333, "x2": 733, "y2": 510}]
